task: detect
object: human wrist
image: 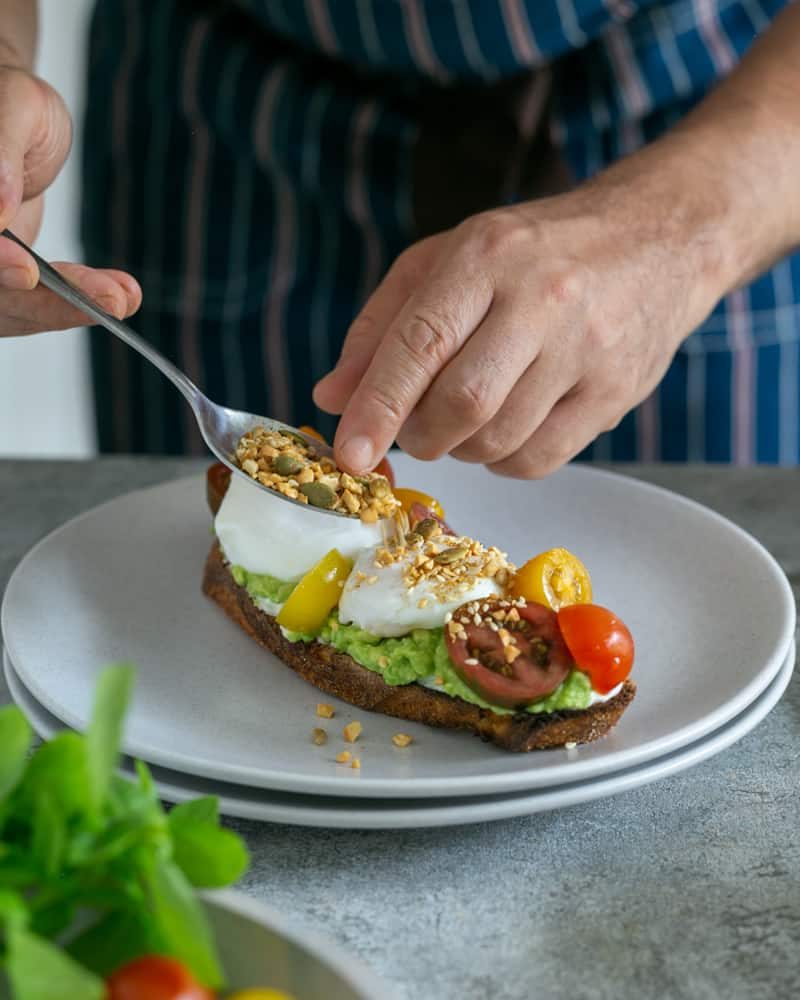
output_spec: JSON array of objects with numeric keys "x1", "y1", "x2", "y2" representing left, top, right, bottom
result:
[{"x1": 667, "y1": 89, "x2": 800, "y2": 292}]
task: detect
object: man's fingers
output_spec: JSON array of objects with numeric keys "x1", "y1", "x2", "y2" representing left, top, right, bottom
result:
[
  {"x1": 0, "y1": 197, "x2": 45, "y2": 286},
  {"x1": 486, "y1": 388, "x2": 612, "y2": 479},
  {"x1": 333, "y1": 252, "x2": 494, "y2": 473},
  {"x1": 313, "y1": 235, "x2": 445, "y2": 415},
  {"x1": 395, "y1": 297, "x2": 544, "y2": 461},
  {"x1": 0, "y1": 70, "x2": 72, "y2": 229},
  {"x1": 0, "y1": 262, "x2": 142, "y2": 336},
  {"x1": 448, "y1": 345, "x2": 579, "y2": 466}
]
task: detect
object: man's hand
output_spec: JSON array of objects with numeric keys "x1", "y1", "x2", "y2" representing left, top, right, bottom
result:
[
  {"x1": 315, "y1": 3, "x2": 800, "y2": 479},
  {"x1": 314, "y1": 145, "x2": 729, "y2": 478},
  {"x1": 0, "y1": 65, "x2": 140, "y2": 335}
]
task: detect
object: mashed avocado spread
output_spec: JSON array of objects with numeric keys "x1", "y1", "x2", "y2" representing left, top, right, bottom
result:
[
  {"x1": 234, "y1": 568, "x2": 592, "y2": 715},
  {"x1": 230, "y1": 565, "x2": 296, "y2": 604}
]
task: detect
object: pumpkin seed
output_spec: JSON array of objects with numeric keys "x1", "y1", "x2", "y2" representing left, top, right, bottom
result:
[
  {"x1": 300, "y1": 481, "x2": 336, "y2": 508},
  {"x1": 405, "y1": 531, "x2": 423, "y2": 546},
  {"x1": 433, "y1": 545, "x2": 469, "y2": 565},
  {"x1": 273, "y1": 453, "x2": 305, "y2": 476},
  {"x1": 284, "y1": 430, "x2": 311, "y2": 447},
  {"x1": 416, "y1": 518, "x2": 441, "y2": 540}
]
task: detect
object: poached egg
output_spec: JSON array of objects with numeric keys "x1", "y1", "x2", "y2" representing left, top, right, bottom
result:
[
  {"x1": 339, "y1": 540, "x2": 505, "y2": 638},
  {"x1": 215, "y1": 473, "x2": 384, "y2": 582}
]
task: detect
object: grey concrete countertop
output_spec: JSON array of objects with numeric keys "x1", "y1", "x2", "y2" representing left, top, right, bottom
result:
[{"x1": 1, "y1": 459, "x2": 798, "y2": 1000}]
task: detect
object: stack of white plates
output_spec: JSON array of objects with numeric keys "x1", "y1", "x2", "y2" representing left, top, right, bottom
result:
[{"x1": 1, "y1": 459, "x2": 795, "y2": 830}]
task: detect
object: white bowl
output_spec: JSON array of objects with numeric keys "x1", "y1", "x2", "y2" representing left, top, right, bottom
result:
[
  {"x1": 205, "y1": 890, "x2": 390, "y2": 999},
  {"x1": 0, "y1": 891, "x2": 389, "y2": 1000}
]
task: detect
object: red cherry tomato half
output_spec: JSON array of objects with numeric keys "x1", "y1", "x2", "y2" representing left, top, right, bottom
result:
[
  {"x1": 106, "y1": 956, "x2": 214, "y2": 1000},
  {"x1": 446, "y1": 598, "x2": 572, "y2": 709},
  {"x1": 557, "y1": 604, "x2": 634, "y2": 694},
  {"x1": 372, "y1": 455, "x2": 395, "y2": 487},
  {"x1": 206, "y1": 462, "x2": 231, "y2": 516}
]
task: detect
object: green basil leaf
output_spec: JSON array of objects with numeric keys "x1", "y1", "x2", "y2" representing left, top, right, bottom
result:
[
  {"x1": 17, "y1": 734, "x2": 90, "y2": 820},
  {"x1": 168, "y1": 796, "x2": 219, "y2": 828},
  {"x1": 67, "y1": 909, "x2": 159, "y2": 979},
  {"x1": 0, "y1": 888, "x2": 29, "y2": 933},
  {"x1": 169, "y1": 821, "x2": 249, "y2": 889},
  {"x1": 0, "y1": 706, "x2": 32, "y2": 801},
  {"x1": 144, "y1": 856, "x2": 224, "y2": 988},
  {"x1": 86, "y1": 664, "x2": 135, "y2": 814},
  {"x1": 5, "y1": 927, "x2": 105, "y2": 1000},
  {"x1": 31, "y1": 794, "x2": 65, "y2": 879},
  {"x1": 133, "y1": 760, "x2": 158, "y2": 804}
]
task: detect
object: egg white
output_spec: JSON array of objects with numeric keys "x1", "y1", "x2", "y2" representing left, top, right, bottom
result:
[
  {"x1": 214, "y1": 473, "x2": 385, "y2": 581},
  {"x1": 339, "y1": 546, "x2": 502, "y2": 638}
]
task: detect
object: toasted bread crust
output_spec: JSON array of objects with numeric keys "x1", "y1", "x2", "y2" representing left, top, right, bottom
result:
[{"x1": 202, "y1": 542, "x2": 635, "y2": 752}]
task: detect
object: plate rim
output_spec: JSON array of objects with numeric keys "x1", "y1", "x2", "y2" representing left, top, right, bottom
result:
[
  {"x1": 5, "y1": 643, "x2": 794, "y2": 829},
  {"x1": 2, "y1": 466, "x2": 796, "y2": 799}
]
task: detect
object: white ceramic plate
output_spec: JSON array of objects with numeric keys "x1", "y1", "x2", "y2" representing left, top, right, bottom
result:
[
  {"x1": 5, "y1": 644, "x2": 794, "y2": 829},
  {"x1": 2, "y1": 460, "x2": 794, "y2": 799}
]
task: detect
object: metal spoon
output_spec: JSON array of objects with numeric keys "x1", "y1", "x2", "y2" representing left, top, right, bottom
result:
[{"x1": 2, "y1": 228, "x2": 347, "y2": 517}]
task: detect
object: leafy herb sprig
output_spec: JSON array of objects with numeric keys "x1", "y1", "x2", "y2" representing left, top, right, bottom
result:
[{"x1": 0, "y1": 665, "x2": 249, "y2": 999}]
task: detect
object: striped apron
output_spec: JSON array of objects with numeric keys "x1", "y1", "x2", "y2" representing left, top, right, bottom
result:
[{"x1": 81, "y1": 0, "x2": 800, "y2": 463}]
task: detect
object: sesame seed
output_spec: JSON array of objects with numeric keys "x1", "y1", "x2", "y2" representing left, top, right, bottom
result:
[
  {"x1": 464, "y1": 658, "x2": 479, "y2": 666},
  {"x1": 444, "y1": 611, "x2": 453, "y2": 623}
]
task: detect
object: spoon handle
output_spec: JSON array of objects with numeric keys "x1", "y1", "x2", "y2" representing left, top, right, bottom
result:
[{"x1": 2, "y1": 229, "x2": 203, "y2": 409}]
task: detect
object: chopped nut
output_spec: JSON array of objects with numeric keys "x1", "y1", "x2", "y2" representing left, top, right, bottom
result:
[
  {"x1": 417, "y1": 597, "x2": 429, "y2": 609},
  {"x1": 341, "y1": 489, "x2": 360, "y2": 514},
  {"x1": 392, "y1": 733, "x2": 413, "y2": 748},
  {"x1": 369, "y1": 476, "x2": 391, "y2": 498},
  {"x1": 311, "y1": 728, "x2": 328, "y2": 745},
  {"x1": 351, "y1": 757, "x2": 361, "y2": 770},
  {"x1": 336, "y1": 750, "x2": 352, "y2": 764},
  {"x1": 343, "y1": 721, "x2": 363, "y2": 743},
  {"x1": 504, "y1": 644, "x2": 522, "y2": 664},
  {"x1": 316, "y1": 703, "x2": 335, "y2": 719},
  {"x1": 234, "y1": 424, "x2": 400, "y2": 521}
]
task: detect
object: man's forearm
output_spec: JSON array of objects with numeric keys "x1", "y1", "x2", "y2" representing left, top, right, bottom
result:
[
  {"x1": 670, "y1": 2, "x2": 800, "y2": 292},
  {"x1": 0, "y1": 0, "x2": 37, "y2": 69}
]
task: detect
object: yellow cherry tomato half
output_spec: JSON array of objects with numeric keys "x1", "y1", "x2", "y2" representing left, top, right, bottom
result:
[
  {"x1": 297, "y1": 424, "x2": 327, "y2": 444},
  {"x1": 226, "y1": 991, "x2": 297, "y2": 1000},
  {"x1": 510, "y1": 548, "x2": 593, "y2": 611},
  {"x1": 392, "y1": 487, "x2": 445, "y2": 520},
  {"x1": 276, "y1": 549, "x2": 353, "y2": 633}
]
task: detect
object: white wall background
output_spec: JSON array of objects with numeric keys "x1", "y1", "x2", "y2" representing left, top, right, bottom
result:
[{"x1": 0, "y1": 0, "x2": 96, "y2": 457}]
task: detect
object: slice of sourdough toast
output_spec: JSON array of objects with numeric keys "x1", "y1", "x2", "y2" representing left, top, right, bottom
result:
[{"x1": 202, "y1": 541, "x2": 636, "y2": 752}]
